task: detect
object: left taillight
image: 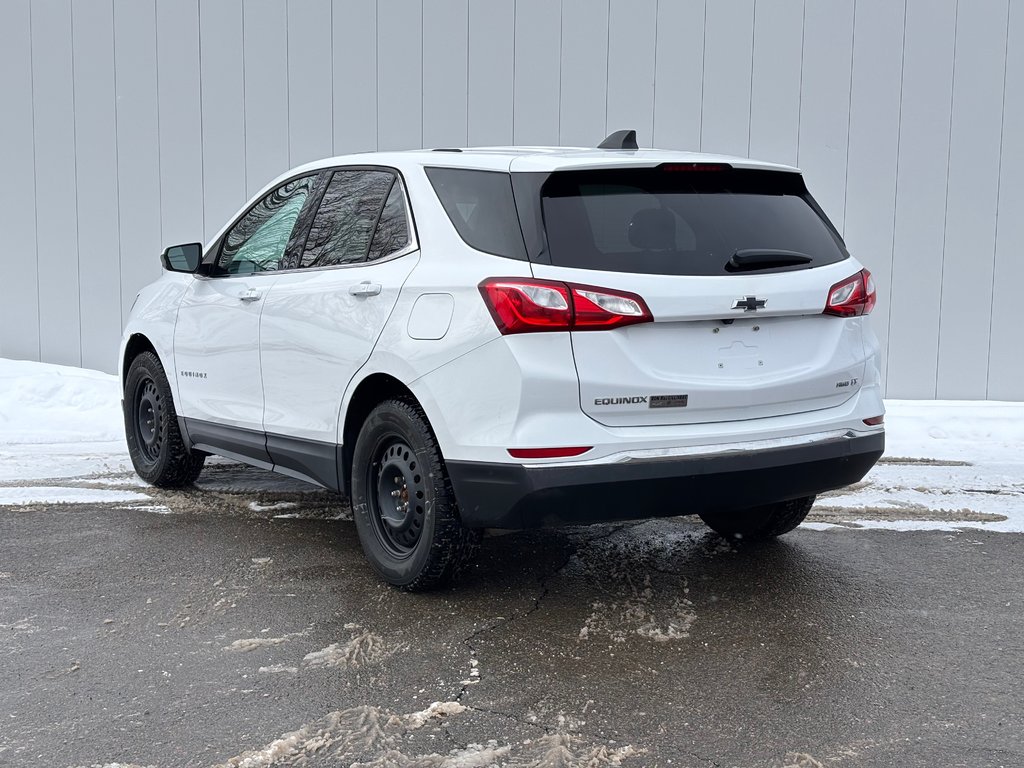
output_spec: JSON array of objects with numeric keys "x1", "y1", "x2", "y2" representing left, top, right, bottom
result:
[
  {"x1": 479, "y1": 278, "x2": 653, "y2": 334},
  {"x1": 824, "y1": 268, "x2": 876, "y2": 317}
]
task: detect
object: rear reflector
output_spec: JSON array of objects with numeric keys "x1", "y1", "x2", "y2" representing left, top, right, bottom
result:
[
  {"x1": 863, "y1": 415, "x2": 884, "y2": 426},
  {"x1": 480, "y1": 278, "x2": 653, "y2": 334},
  {"x1": 507, "y1": 446, "x2": 592, "y2": 459},
  {"x1": 824, "y1": 268, "x2": 876, "y2": 317}
]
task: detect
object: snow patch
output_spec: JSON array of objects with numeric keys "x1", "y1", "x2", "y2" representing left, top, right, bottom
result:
[
  {"x1": 302, "y1": 629, "x2": 408, "y2": 670},
  {"x1": 402, "y1": 701, "x2": 467, "y2": 729},
  {"x1": 258, "y1": 665, "x2": 299, "y2": 674},
  {"x1": 223, "y1": 632, "x2": 305, "y2": 653},
  {"x1": 212, "y1": 702, "x2": 639, "y2": 768},
  {"x1": 116, "y1": 504, "x2": 173, "y2": 514},
  {"x1": 0, "y1": 486, "x2": 150, "y2": 506},
  {"x1": 248, "y1": 501, "x2": 298, "y2": 513}
]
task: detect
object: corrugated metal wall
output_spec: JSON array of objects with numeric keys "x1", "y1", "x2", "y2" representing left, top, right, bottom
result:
[{"x1": 0, "y1": 0, "x2": 1020, "y2": 399}]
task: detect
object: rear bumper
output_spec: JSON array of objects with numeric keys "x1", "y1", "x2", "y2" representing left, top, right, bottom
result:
[{"x1": 447, "y1": 431, "x2": 883, "y2": 529}]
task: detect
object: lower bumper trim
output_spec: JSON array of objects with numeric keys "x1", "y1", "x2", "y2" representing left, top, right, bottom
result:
[{"x1": 447, "y1": 431, "x2": 884, "y2": 529}]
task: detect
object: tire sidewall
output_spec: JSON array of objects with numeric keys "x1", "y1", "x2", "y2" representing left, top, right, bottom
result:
[
  {"x1": 351, "y1": 403, "x2": 443, "y2": 587},
  {"x1": 124, "y1": 353, "x2": 175, "y2": 483}
]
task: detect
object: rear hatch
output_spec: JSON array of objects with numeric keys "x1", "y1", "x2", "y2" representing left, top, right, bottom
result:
[{"x1": 515, "y1": 164, "x2": 868, "y2": 427}]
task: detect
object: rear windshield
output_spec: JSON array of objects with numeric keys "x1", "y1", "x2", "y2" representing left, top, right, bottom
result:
[{"x1": 536, "y1": 167, "x2": 848, "y2": 276}]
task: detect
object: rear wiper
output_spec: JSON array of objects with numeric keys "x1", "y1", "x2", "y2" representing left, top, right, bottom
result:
[{"x1": 728, "y1": 249, "x2": 814, "y2": 271}]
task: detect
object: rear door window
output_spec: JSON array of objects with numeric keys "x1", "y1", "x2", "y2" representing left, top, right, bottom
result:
[
  {"x1": 538, "y1": 167, "x2": 848, "y2": 276},
  {"x1": 301, "y1": 170, "x2": 395, "y2": 268},
  {"x1": 367, "y1": 179, "x2": 411, "y2": 261}
]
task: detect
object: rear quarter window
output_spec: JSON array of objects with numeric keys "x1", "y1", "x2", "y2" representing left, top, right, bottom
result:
[{"x1": 425, "y1": 167, "x2": 528, "y2": 260}]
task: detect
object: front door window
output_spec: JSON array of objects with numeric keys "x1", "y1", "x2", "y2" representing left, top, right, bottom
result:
[{"x1": 216, "y1": 176, "x2": 317, "y2": 275}]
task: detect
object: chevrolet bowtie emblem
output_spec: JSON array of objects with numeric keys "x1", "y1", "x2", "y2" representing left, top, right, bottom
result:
[{"x1": 732, "y1": 296, "x2": 766, "y2": 312}]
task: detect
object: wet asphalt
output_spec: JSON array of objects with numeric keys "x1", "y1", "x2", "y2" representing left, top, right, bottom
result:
[{"x1": 1, "y1": 469, "x2": 1022, "y2": 768}]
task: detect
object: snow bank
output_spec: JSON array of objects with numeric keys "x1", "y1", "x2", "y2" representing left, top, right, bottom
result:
[
  {"x1": 0, "y1": 357, "x2": 132, "y2": 482},
  {"x1": 0, "y1": 357, "x2": 123, "y2": 444},
  {"x1": 884, "y1": 399, "x2": 1024, "y2": 462}
]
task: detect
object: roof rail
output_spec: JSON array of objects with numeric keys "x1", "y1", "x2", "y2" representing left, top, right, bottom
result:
[{"x1": 597, "y1": 129, "x2": 638, "y2": 150}]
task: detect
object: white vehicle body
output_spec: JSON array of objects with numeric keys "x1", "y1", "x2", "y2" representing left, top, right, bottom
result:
[{"x1": 121, "y1": 140, "x2": 884, "y2": 534}]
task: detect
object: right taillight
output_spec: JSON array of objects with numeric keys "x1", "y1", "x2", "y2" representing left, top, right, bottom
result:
[
  {"x1": 479, "y1": 278, "x2": 653, "y2": 334},
  {"x1": 824, "y1": 268, "x2": 876, "y2": 317}
]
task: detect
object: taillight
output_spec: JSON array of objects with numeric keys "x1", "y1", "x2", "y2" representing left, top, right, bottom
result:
[
  {"x1": 479, "y1": 278, "x2": 653, "y2": 334},
  {"x1": 824, "y1": 269, "x2": 876, "y2": 317}
]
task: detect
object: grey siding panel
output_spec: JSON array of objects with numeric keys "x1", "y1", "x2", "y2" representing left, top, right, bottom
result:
[
  {"x1": 31, "y1": 0, "x2": 81, "y2": 367},
  {"x1": 606, "y1": 0, "x2": 656, "y2": 146},
  {"x1": 377, "y1": 0, "x2": 422, "y2": 151},
  {"x1": 287, "y1": 0, "x2": 333, "y2": 167},
  {"x1": 468, "y1": 0, "x2": 514, "y2": 146},
  {"x1": 513, "y1": 0, "x2": 561, "y2": 146},
  {"x1": 243, "y1": 0, "x2": 289, "y2": 196},
  {"x1": 843, "y1": 0, "x2": 906, "y2": 389},
  {"x1": 797, "y1": 0, "x2": 854, "y2": 233},
  {"x1": 886, "y1": 0, "x2": 956, "y2": 399},
  {"x1": 332, "y1": 0, "x2": 377, "y2": 154},
  {"x1": 72, "y1": 0, "x2": 121, "y2": 373},
  {"x1": 199, "y1": 0, "x2": 246, "y2": 243},
  {"x1": 748, "y1": 0, "x2": 803, "y2": 168},
  {"x1": 652, "y1": 0, "x2": 704, "y2": 151},
  {"x1": 700, "y1": 0, "x2": 753, "y2": 156},
  {"x1": 423, "y1": 0, "x2": 469, "y2": 148},
  {"x1": 157, "y1": 0, "x2": 204, "y2": 248},
  {"x1": 2, "y1": 0, "x2": 1021, "y2": 399},
  {"x1": 989, "y1": 3, "x2": 1024, "y2": 401},
  {"x1": 0, "y1": 0, "x2": 41, "y2": 362},
  {"x1": 558, "y1": 0, "x2": 609, "y2": 147},
  {"x1": 114, "y1": 0, "x2": 162, "y2": 323},
  {"x1": 936, "y1": 1, "x2": 1009, "y2": 399}
]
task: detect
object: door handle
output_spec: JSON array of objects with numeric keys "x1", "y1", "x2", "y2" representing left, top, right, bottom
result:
[
  {"x1": 239, "y1": 288, "x2": 261, "y2": 302},
  {"x1": 349, "y1": 281, "x2": 382, "y2": 297}
]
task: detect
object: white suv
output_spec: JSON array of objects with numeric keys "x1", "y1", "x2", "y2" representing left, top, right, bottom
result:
[{"x1": 121, "y1": 131, "x2": 884, "y2": 590}]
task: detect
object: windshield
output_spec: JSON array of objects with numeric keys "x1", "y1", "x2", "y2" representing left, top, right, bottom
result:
[{"x1": 535, "y1": 167, "x2": 848, "y2": 276}]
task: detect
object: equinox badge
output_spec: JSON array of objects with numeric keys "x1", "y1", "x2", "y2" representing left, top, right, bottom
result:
[{"x1": 732, "y1": 296, "x2": 766, "y2": 312}]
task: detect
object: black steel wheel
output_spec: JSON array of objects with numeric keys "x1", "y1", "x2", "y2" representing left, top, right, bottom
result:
[
  {"x1": 123, "y1": 351, "x2": 204, "y2": 487},
  {"x1": 369, "y1": 439, "x2": 428, "y2": 558},
  {"x1": 133, "y1": 377, "x2": 165, "y2": 465},
  {"x1": 351, "y1": 398, "x2": 479, "y2": 591}
]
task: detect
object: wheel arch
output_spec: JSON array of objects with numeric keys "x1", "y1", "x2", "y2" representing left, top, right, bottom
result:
[
  {"x1": 340, "y1": 373, "x2": 423, "y2": 494},
  {"x1": 122, "y1": 333, "x2": 159, "y2": 388}
]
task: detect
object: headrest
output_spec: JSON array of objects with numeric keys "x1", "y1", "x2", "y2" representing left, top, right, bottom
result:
[{"x1": 628, "y1": 208, "x2": 676, "y2": 250}]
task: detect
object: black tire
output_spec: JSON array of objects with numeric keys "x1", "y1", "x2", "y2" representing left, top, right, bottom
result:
[
  {"x1": 698, "y1": 495, "x2": 815, "y2": 542},
  {"x1": 123, "y1": 351, "x2": 204, "y2": 488},
  {"x1": 350, "y1": 398, "x2": 479, "y2": 591}
]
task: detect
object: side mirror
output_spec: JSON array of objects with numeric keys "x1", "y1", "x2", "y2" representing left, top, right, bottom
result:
[{"x1": 161, "y1": 243, "x2": 203, "y2": 273}]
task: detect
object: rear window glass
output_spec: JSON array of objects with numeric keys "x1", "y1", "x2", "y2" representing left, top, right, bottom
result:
[
  {"x1": 425, "y1": 168, "x2": 527, "y2": 260},
  {"x1": 539, "y1": 167, "x2": 847, "y2": 276}
]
